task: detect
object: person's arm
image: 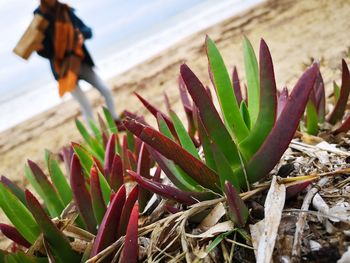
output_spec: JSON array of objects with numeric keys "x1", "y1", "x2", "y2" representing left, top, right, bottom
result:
[
  {"x1": 70, "y1": 9, "x2": 93, "y2": 40},
  {"x1": 33, "y1": 8, "x2": 53, "y2": 58}
]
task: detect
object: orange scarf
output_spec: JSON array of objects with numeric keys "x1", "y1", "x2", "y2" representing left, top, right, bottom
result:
[{"x1": 41, "y1": 1, "x2": 84, "y2": 97}]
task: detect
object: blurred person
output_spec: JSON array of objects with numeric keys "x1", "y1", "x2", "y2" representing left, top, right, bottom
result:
[{"x1": 34, "y1": 0, "x2": 119, "y2": 123}]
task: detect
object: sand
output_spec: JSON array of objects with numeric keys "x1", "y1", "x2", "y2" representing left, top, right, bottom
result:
[{"x1": 1, "y1": 0, "x2": 350, "y2": 184}]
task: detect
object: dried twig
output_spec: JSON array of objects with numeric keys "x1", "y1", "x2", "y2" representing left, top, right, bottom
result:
[{"x1": 291, "y1": 177, "x2": 329, "y2": 262}]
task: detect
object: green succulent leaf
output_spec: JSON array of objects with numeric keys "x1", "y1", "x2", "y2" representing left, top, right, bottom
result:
[
  {"x1": 72, "y1": 142, "x2": 93, "y2": 177},
  {"x1": 103, "y1": 107, "x2": 119, "y2": 135},
  {"x1": 75, "y1": 119, "x2": 105, "y2": 162},
  {"x1": 239, "y1": 39, "x2": 277, "y2": 160},
  {"x1": 211, "y1": 143, "x2": 241, "y2": 190},
  {"x1": 180, "y1": 63, "x2": 241, "y2": 169},
  {"x1": 156, "y1": 114, "x2": 203, "y2": 191},
  {"x1": 25, "y1": 190, "x2": 80, "y2": 263},
  {"x1": 243, "y1": 36, "x2": 260, "y2": 127},
  {"x1": 206, "y1": 36, "x2": 249, "y2": 141},
  {"x1": 27, "y1": 160, "x2": 65, "y2": 217},
  {"x1": 169, "y1": 110, "x2": 200, "y2": 159},
  {"x1": 306, "y1": 101, "x2": 319, "y2": 135},
  {"x1": 234, "y1": 64, "x2": 319, "y2": 185},
  {"x1": 239, "y1": 101, "x2": 251, "y2": 130},
  {"x1": 47, "y1": 153, "x2": 72, "y2": 206},
  {"x1": 0, "y1": 183, "x2": 39, "y2": 244}
]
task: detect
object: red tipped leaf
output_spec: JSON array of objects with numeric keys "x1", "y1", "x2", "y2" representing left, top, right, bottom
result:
[
  {"x1": 110, "y1": 154, "x2": 124, "y2": 192},
  {"x1": 90, "y1": 185, "x2": 126, "y2": 257},
  {"x1": 277, "y1": 87, "x2": 288, "y2": 119},
  {"x1": 90, "y1": 166, "x2": 107, "y2": 224},
  {"x1": 134, "y1": 92, "x2": 177, "y2": 138},
  {"x1": 120, "y1": 203, "x2": 139, "y2": 263},
  {"x1": 70, "y1": 154, "x2": 97, "y2": 233},
  {"x1": 124, "y1": 119, "x2": 220, "y2": 191},
  {"x1": 328, "y1": 60, "x2": 350, "y2": 124},
  {"x1": 127, "y1": 170, "x2": 203, "y2": 205},
  {"x1": 180, "y1": 64, "x2": 241, "y2": 169},
  {"x1": 104, "y1": 134, "x2": 116, "y2": 179},
  {"x1": 234, "y1": 64, "x2": 319, "y2": 184},
  {"x1": 117, "y1": 186, "x2": 139, "y2": 238},
  {"x1": 0, "y1": 224, "x2": 31, "y2": 248},
  {"x1": 25, "y1": 190, "x2": 80, "y2": 262},
  {"x1": 224, "y1": 181, "x2": 248, "y2": 227},
  {"x1": 239, "y1": 39, "x2": 277, "y2": 160},
  {"x1": 27, "y1": 160, "x2": 64, "y2": 217},
  {"x1": 232, "y1": 66, "x2": 243, "y2": 104}
]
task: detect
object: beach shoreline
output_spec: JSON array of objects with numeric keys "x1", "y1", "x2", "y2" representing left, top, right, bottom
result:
[{"x1": 1, "y1": 0, "x2": 350, "y2": 184}]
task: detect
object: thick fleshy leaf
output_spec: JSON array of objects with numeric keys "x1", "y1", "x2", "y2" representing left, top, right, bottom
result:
[
  {"x1": 90, "y1": 166, "x2": 107, "y2": 224},
  {"x1": 306, "y1": 101, "x2": 319, "y2": 135},
  {"x1": 75, "y1": 119, "x2": 104, "y2": 161},
  {"x1": 103, "y1": 106, "x2": 119, "y2": 135},
  {"x1": 156, "y1": 113, "x2": 205, "y2": 191},
  {"x1": 127, "y1": 149, "x2": 137, "y2": 171},
  {"x1": 239, "y1": 39, "x2": 277, "y2": 160},
  {"x1": 90, "y1": 185, "x2": 126, "y2": 258},
  {"x1": 117, "y1": 186, "x2": 138, "y2": 237},
  {"x1": 0, "y1": 224, "x2": 31, "y2": 248},
  {"x1": 180, "y1": 63, "x2": 241, "y2": 169},
  {"x1": 146, "y1": 145, "x2": 197, "y2": 191},
  {"x1": 134, "y1": 92, "x2": 178, "y2": 138},
  {"x1": 0, "y1": 183, "x2": 39, "y2": 244},
  {"x1": 195, "y1": 110, "x2": 216, "y2": 171},
  {"x1": 70, "y1": 154, "x2": 97, "y2": 233},
  {"x1": 127, "y1": 170, "x2": 204, "y2": 205},
  {"x1": 178, "y1": 75, "x2": 196, "y2": 137},
  {"x1": 169, "y1": 110, "x2": 200, "y2": 159},
  {"x1": 234, "y1": 64, "x2": 318, "y2": 184},
  {"x1": 243, "y1": 36, "x2": 260, "y2": 127},
  {"x1": 286, "y1": 180, "x2": 312, "y2": 199},
  {"x1": 328, "y1": 59, "x2": 350, "y2": 124},
  {"x1": 137, "y1": 143, "x2": 152, "y2": 211},
  {"x1": 153, "y1": 165, "x2": 162, "y2": 182},
  {"x1": 1, "y1": 176, "x2": 26, "y2": 205},
  {"x1": 25, "y1": 190, "x2": 80, "y2": 262},
  {"x1": 232, "y1": 66, "x2": 243, "y2": 104},
  {"x1": 47, "y1": 152, "x2": 72, "y2": 206},
  {"x1": 124, "y1": 119, "x2": 220, "y2": 191},
  {"x1": 120, "y1": 203, "x2": 139, "y2": 263},
  {"x1": 314, "y1": 71, "x2": 325, "y2": 123},
  {"x1": 110, "y1": 154, "x2": 124, "y2": 192},
  {"x1": 239, "y1": 101, "x2": 251, "y2": 130},
  {"x1": 104, "y1": 134, "x2": 116, "y2": 179},
  {"x1": 277, "y1": 87, "x2": 288, "y2": 119},
  {"x1": 88, "y1": 119, "x2": 104, "y2": 147},
  {"x1": 211, "y1": 143, "x2": 242, "y2": 190},
  {"x1": 27, "y1": 160, "x2": 64, "y2": 217},
  {"x1": 206, "y1": 36, "x2": 249, "y2": 141},
  {"x1": 224, "y1": 181, "x2": 248, "y2": 227},
  {"x1": 333, "y1": 81, "x2": 340, "y2": 102},
  {"x1": 334, "y1": 114, "x2": 350, "y2": 134},
  {"x1": 72, "y1": 142, "x2": 93, "y2": 177}
]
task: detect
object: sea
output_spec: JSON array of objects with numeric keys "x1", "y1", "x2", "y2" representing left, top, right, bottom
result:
[{"x1": 0, "y1": 0, "x2": 263, "y2": 132}]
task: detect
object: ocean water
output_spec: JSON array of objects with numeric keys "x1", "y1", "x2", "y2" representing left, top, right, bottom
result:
[{"x1": 0, "y1": 0, "x2": 263, "y2": 132}]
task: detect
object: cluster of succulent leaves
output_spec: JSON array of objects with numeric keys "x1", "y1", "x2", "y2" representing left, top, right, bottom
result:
[
  {"x1": 124, "y1": 36, "x2": 318, "y2": 226},
  {"x1": 303, "y1": 59, "x2": 350, "y2": 135},
  {"x1": 0, "y1": 109, "x2": 142, "y2": 262},
  {"x1": 2, "y1": 35, "x2": 344, "y2": 262}
]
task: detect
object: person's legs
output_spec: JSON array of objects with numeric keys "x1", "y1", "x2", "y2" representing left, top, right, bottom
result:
[
  {"x1": 70, "y1": 84, "x2": 95, "y2": 123},
  {"x1": 79, "y1": 63, "x2": 119, "y2": 120}
]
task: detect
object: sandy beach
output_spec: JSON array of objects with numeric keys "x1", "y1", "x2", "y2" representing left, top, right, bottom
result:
[{"x1": 1, "y1": 0, "x2": 350, "y2": 185}]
